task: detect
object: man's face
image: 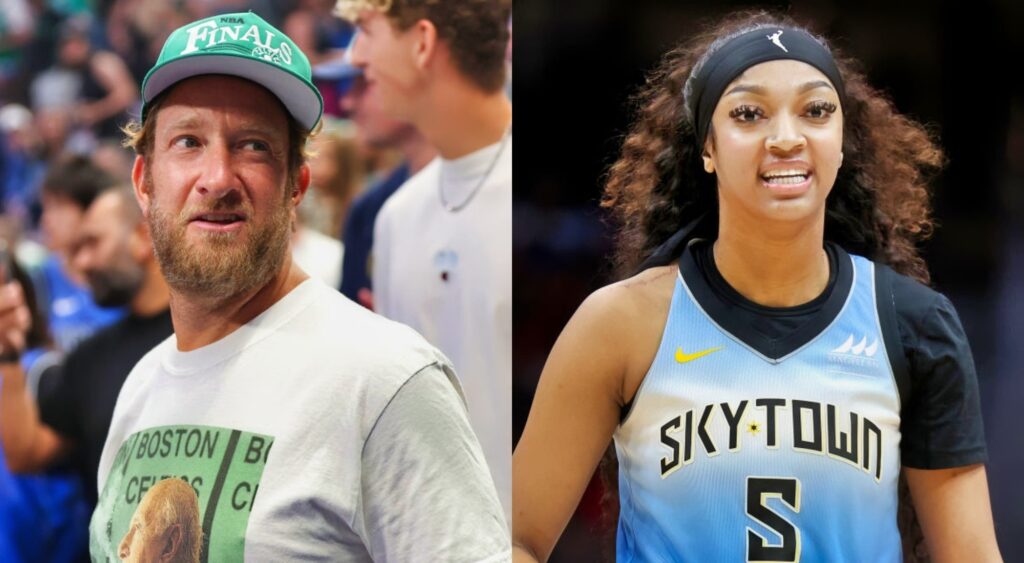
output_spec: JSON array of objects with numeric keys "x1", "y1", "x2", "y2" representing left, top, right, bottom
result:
[
  {"x1": 348, "y1": 10, "x2": 420, "y2": 121},
  {"x1": 134, "y1": 75, "x2": 305, "y2": 301},
  {"x1": 71, "y1": 192, "x2": 145, "y2": 307},
  {"x1": 39, "y1": 192, "x2": 84, "y2": 255},
  {"x1": 339, "y1": 75, "x2": 413, "y2": 148},
  {"x1": 118, "y1": 494, "x2": 159, "y2": 563}
]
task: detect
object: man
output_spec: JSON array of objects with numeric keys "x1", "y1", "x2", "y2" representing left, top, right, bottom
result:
[
  {"x1": 36, "y1": 157, "x2": 126, "y2": 351},
  {"x1": 30, "y1": 15, "x2": 137, "y2": 139},
  {"x1": 338, "y1": 0, "x2": 513, "y2": 518},
  {"x1": 118, "y1": 478, "x2": 202, "y2": 563},
  {"x1": 338, "y1": 71, "x2": 435, "y2": 306},
  {"x1": 58, "y1": 12, "x2": 504, "y2": 561},
  {"x1": 0, "y1": 185, "x2": 172, "y2": 511}
]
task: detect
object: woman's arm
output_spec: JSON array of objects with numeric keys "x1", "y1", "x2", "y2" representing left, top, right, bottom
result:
[
  {"x1": 905, "y1": 464, "x2": 1001, "y2": 562},
  {"x1": 513, "y1": 271, "x2": 670, "y2": 562}
]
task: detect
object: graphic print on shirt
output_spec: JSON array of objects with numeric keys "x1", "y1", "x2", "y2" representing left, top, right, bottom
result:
[{"x1": 90, "y1": 425, "x2": 274, "y2": 562}]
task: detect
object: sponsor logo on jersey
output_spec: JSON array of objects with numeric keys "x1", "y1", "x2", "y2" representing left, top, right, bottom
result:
[
  {"x1": 828, "y1": 334, "x2": 881, "y2": 370},
  {"x1": 658, "y1": 398, "x2": 885, "y2": 483},
  {"x1": 675, "y1": 345, "x2": 724, "y2": 364}
]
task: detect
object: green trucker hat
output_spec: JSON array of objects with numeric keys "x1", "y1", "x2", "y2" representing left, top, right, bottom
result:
[{"x1": 141, "y1": 11, "x2": 323, "y2": 130}]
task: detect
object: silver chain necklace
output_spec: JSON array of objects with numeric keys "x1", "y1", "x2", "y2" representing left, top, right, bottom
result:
[{"x1": 438, "y1": 127, "x2": 511, "y2": 213}]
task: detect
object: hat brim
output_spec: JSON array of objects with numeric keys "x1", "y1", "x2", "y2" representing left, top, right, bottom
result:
[{"x1": 143, "y1": 53, "x2": 323, "y2": 130}]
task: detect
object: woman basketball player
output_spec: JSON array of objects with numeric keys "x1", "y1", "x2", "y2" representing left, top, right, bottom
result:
[{"x1": 513, "y1": 11, "x2": 1002, "y2": 562}]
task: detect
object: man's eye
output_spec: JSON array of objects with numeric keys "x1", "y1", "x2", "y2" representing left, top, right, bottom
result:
[
  {"x1": 243, "y1": 140, "x2": 270, "y2": 152},
  {"x1": 173, "y1": 136, "x2": 199, "y2": 148}
]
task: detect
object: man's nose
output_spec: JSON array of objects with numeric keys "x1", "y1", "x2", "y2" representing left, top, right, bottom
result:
[
  {"x1": 348, "y1": 31, "x2": 367, "y2": 67},
  {"x1": 70, "y1": 246, "x2": 89, "y2": 273},
  {"x1": 197, "y1": 143, "x2": 240, "y2": 199}
]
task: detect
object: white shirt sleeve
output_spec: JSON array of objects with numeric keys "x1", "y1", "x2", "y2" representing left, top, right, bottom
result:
[{"x1": 358, "y1": 363, "x2": 510, "y2": 562}]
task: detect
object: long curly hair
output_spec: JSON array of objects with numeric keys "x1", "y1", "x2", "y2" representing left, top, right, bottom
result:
[
  {"x1": 601, "y1": 10, "x2": 943, "y2": 284},
  {"x1": 598, "y1": 10, "x2": 942, "y2": 562}
]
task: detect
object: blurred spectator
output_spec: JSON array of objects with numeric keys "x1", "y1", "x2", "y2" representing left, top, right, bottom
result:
[
  {"x1": 338, "y1": 73, "x2": 435, "y2": 305},
  {"x1": 90, "y1": 137, "x2": 133, "y2": 182},
  {"x1": 0, "y1": 0, "x2": 35, "y2": 92},
  {"x1": 341, "y1": 0, "x2": 513, "y2": 519},
  {"x1": 292, "y1": 121, "x2": 364, "y2": 288},
  {"x1": 0, "y1": 256, "x2": 91, "y2": 563},
  {"x1": 35, "y1": 156, "x2": 124, "y2": 351},
  {"x1": 0, "y1": 185, "x2": 172, "y2": 551},
  {"x1": 300, "y1": 123, "x2": 367, "y2": 238},
  {"x1": 0, "y1": 103, "x2": 46, "y2": 224},
  {"x1": 104, "y1": 0, "x2": 192, "y2": 87},
  {"x1": 286, "y1": 0, "x2": 355, "y2": 117},
  {"x1": 285, "y1": 0, "x2": 351, "y2": 66},
  {"x1": 30, "y1": 15, "x2": 137, "y2": 143}
]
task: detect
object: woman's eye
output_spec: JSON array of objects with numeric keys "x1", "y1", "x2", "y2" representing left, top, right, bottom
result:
[
  {"x1": 805, "y1": 101, "x2": 838, "y2": 119},
  {"x1": 728, "y1": 105, "x2": 763, "y2": 123}
]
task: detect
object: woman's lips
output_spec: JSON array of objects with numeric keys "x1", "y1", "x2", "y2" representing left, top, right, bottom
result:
[{"x1": 761, "y1": 171, "x2": 812, "y2": 198}]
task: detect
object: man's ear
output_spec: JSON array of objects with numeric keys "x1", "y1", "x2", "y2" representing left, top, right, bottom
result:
[
  {"x1": 291, "y1": 164, "x2": 310, "y2": 207},
  {"x1": 158, "y1": 523, "x2": 183, "y2": 562},
  {"x1": 411, "y1": 19, "x2": 438, "y2": 71},
  {"x1": 131, "y1": 156, "x2": 151, "y2": 216}
]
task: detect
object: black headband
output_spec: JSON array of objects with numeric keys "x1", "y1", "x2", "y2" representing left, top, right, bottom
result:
[{"x1": 686, "y1": 27, "x2": 846, "y2": 148}]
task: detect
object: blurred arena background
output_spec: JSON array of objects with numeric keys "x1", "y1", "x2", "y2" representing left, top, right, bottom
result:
[{"x1": 514, "y1": 0, "x2": 1024, "y2": 560}]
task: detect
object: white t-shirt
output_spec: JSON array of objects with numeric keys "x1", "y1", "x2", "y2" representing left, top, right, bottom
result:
[
  {"x1": 373, "y1": 134, "x2": 512, "y2": 520},
  {"x1": 89, "y1": 279, "x2": 509, "y2": 562}
]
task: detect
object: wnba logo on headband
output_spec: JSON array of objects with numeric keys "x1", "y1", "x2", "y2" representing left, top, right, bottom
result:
[
  {"x1": 685, "y1": 26, "x2": 846, "y2": 148},
  {"x1": 767, "y1": 30, "x2": 788, "y2": 52}
]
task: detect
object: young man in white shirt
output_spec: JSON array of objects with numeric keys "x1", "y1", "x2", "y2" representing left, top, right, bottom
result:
[{"x1": 338, "y1": 0, "x2": 513, "y2": 520}]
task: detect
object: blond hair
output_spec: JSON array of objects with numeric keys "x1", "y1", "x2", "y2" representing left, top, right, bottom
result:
[
  {"x1": 334, "y1": 0, "x2": 392, "y2": 22},
  {"x1": 333, "y1": 0, "x2": 510, "y2": 93}
]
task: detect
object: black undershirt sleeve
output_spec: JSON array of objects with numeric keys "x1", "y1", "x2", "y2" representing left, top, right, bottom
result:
[
  {"x1": 892, "y1": 275, "x2": 988, "y2": 469},
  {"x1": 37, "y1": 353, "x2": 83, "y2": 444}
]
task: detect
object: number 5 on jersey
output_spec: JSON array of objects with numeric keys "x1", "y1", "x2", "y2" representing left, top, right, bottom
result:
[{"x1": 746, "y1": 477, "x2": 801, "y2": 562}]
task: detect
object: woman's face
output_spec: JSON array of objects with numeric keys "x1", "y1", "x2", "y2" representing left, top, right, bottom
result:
[{"x1": 704, "y1": 60, "x2": 843, "y2": 228}]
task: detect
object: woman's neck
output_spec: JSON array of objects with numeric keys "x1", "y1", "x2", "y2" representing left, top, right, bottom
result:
[{"x1": 713, "y1": 219, "x2": 829, "y2": 308}]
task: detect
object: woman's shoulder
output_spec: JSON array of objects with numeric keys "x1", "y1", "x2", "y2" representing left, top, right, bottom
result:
[
  {"x1": 578, "y1": 265, "x2": 677, "y2": 326},
  {"x1": 565, "y1": 265, "x2": 678, "y2": 396}
]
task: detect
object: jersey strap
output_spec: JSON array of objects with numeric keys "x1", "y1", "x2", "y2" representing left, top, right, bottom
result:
[{"x1": 873, "y1": 263, "x2": 910, "y2": 406}]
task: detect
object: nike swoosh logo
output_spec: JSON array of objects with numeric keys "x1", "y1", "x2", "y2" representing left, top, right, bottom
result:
[{"x1": 675, "y1": 346, "x2": 724, "y2": 364}]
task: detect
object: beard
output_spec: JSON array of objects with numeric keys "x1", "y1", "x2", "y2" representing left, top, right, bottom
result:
[
  {"x1": 146, "y1": 179, "x2": 293, "y2": 302},
  {"x1": 86, "y1": 256, "x2": 145, "y2": 308}
]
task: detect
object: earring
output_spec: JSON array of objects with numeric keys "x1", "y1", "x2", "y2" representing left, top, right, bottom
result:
[{"x1": 703, "y1": 157, "x2": 714, "y2": 174}]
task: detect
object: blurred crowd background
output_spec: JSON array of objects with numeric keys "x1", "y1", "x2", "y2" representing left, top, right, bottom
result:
[{"x1": 515, "y1": 0, "x2": 1024, "y2": 560}]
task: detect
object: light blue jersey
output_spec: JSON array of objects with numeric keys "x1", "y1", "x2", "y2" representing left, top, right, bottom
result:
[{"x1": 614, "y1": 253, "x2": 901, "y2": 562}]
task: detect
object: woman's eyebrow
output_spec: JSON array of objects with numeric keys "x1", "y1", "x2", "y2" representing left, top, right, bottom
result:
[
  {"x1": 799, "y1": 80, "x2": 835, "y2": 93},
  {"x1": 723, "y1": 83, "x2": 764, "y2": 97},
  {"x1": 724, "y1": 80, "x2": 836, "y2": 97}
]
